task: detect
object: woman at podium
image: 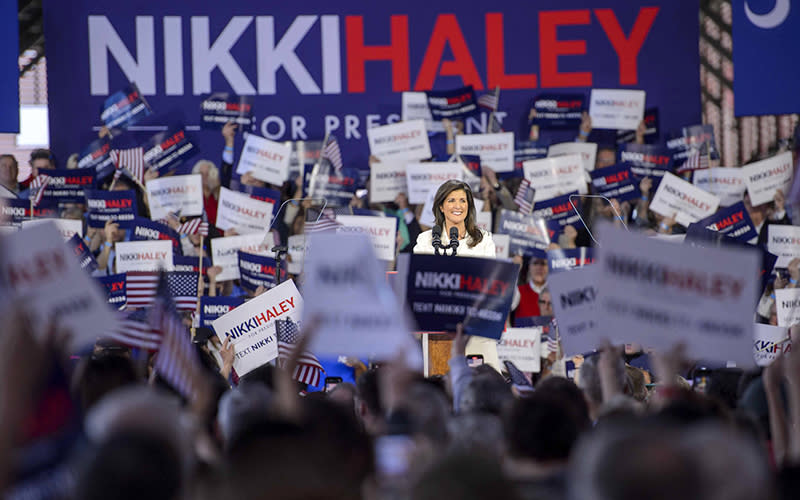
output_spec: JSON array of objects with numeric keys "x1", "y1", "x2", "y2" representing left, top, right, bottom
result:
[{"x1": 412, "y1": 180, "x2": 496, "y2": 258}]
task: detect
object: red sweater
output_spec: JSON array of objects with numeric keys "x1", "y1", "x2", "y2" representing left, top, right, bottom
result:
[{"x1": 516, "y1": 284, "x2": 541, "y2": 319}]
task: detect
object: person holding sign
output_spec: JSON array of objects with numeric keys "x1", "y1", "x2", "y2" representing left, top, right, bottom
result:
[{"x1": 413, "y1": 180, "x2": 495, "y2": 258}]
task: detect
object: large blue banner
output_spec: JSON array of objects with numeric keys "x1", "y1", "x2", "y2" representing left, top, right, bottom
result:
[
  {"x1": 733, "y1": 1, "x2": 800, "y2": 115},
  {"x1": 0, "y1": 0, "x2": 18, "y2": 133},
  {"x1": 43, "y1": 1, "x2": 701, "y2": 165}
]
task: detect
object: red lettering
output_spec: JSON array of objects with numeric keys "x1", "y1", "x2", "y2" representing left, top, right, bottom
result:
[
  {"x1": 485, "y1": 13, "x2": 537, "y2": 89},
  {"x1": 414, "y1": 14, "x2": 484, "y2": 90},
  {"x1": 255, "y1": 312, "x2": 267, "y2": 326},
  {"x1": 286, "y1": 297, "x2": 295, "y2": 308},
  {"x1": 346, "y1": 15, "x2": 410, "y2": 93},
  {"x1": 539, "y1": 10, "x2": 592, "y2": 88},
  {"x1": 594, "y1": 7, "x2": 659, "y2": 85}
]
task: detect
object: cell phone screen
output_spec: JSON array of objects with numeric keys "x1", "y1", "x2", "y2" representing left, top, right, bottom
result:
[
  {"x1": 466, "y1": 354, "x2": 484, "y2": 367},
  {"x1": 325, "y1": 377, "x2": 342, "y2": 392}
]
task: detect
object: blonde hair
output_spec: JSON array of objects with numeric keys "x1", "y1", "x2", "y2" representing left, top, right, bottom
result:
[{"x1": 192, "y1": 159, "x2": 220, "y2": 190}]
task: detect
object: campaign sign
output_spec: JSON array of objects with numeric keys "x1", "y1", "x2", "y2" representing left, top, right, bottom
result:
[
  {"x1": 548, "y1": 142, "x2": 597, "y2": 172},
  {"x1": 287, "y1": 234, "x2": 307, "y2": 274},
  {"x1": 595, "y1": 222, "x2": 759, "y2": 366},
  {"x1": 742, "y1": 151, "x2": 794, "y2": 207},
  {"x1": 548, "y1": 264, "x2": 600, "y2": 357},
  {"x1": 66, "y1": 234, "x2": 98, "y2": 272},
  {"x1": 460, "y1": 154, "x2": 482, "y2": 178},
  {"x1": 649, "y1": 172, "x2": 720, "y2": 227},
  {"x1": 96, "y1": 273, "x2": 127, "y2": 308},
  {"x1": 211, "y1": 233, "x2": 273, "y2": 282},
  {"x1": 230, "y1": 181, "x2": 281, "y2": 217},
  {"x1": 236, "y1": 133, "x2": 292, "y2": 186},
  {"x1": 682, "y1": 124, "x2": 720, "y2": 160},
  {"x1": 85, "y1": 189, "x2": 137, "y2": 228},
  {"x1": 200, "y1": 92, "x2": 254, "y2": 129},
  {"x1": 141, "y1": 125, "x2": 197, "y2": 173},
  {"x1": 456, "y1": 132, "x2": 514, "y2": 173},
  {"x1": 115, "y1": 240, "x2": 173, "y2": 272},
  {"x1": 692, "y1": 168, "x2": 745, "y2": 207},
  {"x1": 492, "y1": 233, "x2": 510, "y2": 259},
  {"x1": 695, "y1": 202, "x2": 757, "y2": 243},
  {"x1": 367, "y1": 120, "x2": 431, "y2": 161},
  {"x1": 335, "y1": 215, "x2": 397, "y2": 261},
  {"x1": 129, "y1": 216, "x2": 181, "y2": 253},
  {"x1": 406, "y1": 254, "x2": 519, "y2": 338},
  {"x1": 523, "y1": 155, "x2": 587, "y2": 201},
  {"x1": 767, "y1": 225, "x2": 800, "y2": 268},
  {"x1": 496, "y1": 210, "x2": 550, "y2": 256},
  {"x1": 776, "y1": 288, "x2": 800, "y2": 328},
  {"x1": 618, "y1": 143, "x2": 673, "y2": 186},
  {"x1": 513, "y1": 140, "x2": 549, "y2": 176},
  {"x1": 216, "y1": 187, "x2": 274, "y2": 234},
  {"x1": 238, "y1": 251, "x2": 285, "y2": 292},
  {"x1": 617, "y1": 107, "x2": 659, "y2": 144},
  {"x1": 77, "y1": 137, "x2": 115, "y2": 180},
  {"x1": 548, "y1": 247, "x2": 594, "y2": 274},
  {"x1": 145, "y1": 174, "x2": 203, "y2": 221},
  {"x1": 753, "y1": 324, "x2": 791, "y2": 367},
  {"x1": 532, "y1": 192, "x2": 581, "y2": 228},
  {"x1": 405, "y1": 162, "x2": 463, "y2": 204},
  {"x1": 100, "y1": 82, "x2": 152, "y2": 130},
  {"x1": 0, "y1": 222, "x2": 118, "y2": 350},
  {"x1": 401, "y1": 91, "x2": 444, "y2": 134},
  {"x1": 530, "y1": 94, "x2": 584, "y2": 128},
  {"x1": 1, "y1": 198, "x2": 57, "y2": 223},
  {"x1": 173, "y1": 255, "x2": 210, "y2": 274},
  {"x1": 212, "y1": 279, "x2": 302, "y2": 376},
  {"x1": 40, "y1": 167, "x2": 96, "y2": 204},
  {"x1": 496, "y1": 328, "x2": 542, "y2": 372},
  {"x1": 21, "y1": 218, "x2": 83, "y2": 240},
  {"x1": 589, "y1": 89, "x2": 646, "y2": 130},
  {"x1": 426, "y1": 86, "x2": 478, "y2": 120},
  {"x1": 370, "y1": 161, "x2": 407, "y2": 204},
  {"x1": 307, "y1": 165, "x2": 359, "y2": 206},
  {"x1": 200, "y1": 296, "x2": 244, "y2": 328},
  {"x1": 590, "y1": 163, "x2": 640, "y2": 202},
  {"x1": 303, "y1": 233, "x2": 415, "y2": 359}
]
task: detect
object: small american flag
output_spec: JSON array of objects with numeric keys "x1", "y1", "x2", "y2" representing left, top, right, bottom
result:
[
  {"x1": 304, "y1": 207, "x2": 342, "y2": 234},
  {"x1": 478, "y1": 87, "x2": 500, "y2": 111},
  {"x1": 322, "y1": 136, "x2": 343, "y2": 171},
  {"x1": 108, "y1": 309, "x2": 161, "y2": 351},
  {"x1": 504, "y1": 360, "x2": 534, "y2": 394},
  {"x1": 177, "y1": 217, "x2": 209, "y2": 237},
  {"x1": 29, "y1": 174, "x2": 51, "y2": 206},
  {"x1": 110, "y1": 147, "x2": 145, "y2": 184},
  {"x1": 125, "y1": 271, "x2": 159, "y2": 308},
  {"x1": 166, "y1": 271, "x2": 199, "y2": 311},
  {"x1": 149, "y1": 273, "x2": 202, "y2": 399},
  {"x1": 680, "y1": 144, "x2": 709, "y2": 172},
  {"x1": 514, "y1": 179, "x2": 535, "y2": 215},
  {"x1": 276, "y1": 318, "x2": 324, "y2": 386}
]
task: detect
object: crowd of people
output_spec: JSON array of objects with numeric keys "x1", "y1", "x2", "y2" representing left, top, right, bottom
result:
[{"x1": 2, "y1": 78, "x2": 800, "y2": 499}]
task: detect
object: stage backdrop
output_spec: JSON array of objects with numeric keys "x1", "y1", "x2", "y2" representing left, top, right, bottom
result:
[{"x1": 43, "y1": 0, "x2": 700, "y2": 166}]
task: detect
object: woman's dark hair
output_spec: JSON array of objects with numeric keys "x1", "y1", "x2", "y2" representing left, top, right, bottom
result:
[{"x1": 432, "y1": 179, "x2": 483, "y2": 248}]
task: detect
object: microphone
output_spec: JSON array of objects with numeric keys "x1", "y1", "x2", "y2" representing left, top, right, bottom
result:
[
  {"x1": 432, "y1": 225, "x2": 443, "y2": 256},
  {"x1": 449, "y1": 227, "x2": 460, "y2": 256}
]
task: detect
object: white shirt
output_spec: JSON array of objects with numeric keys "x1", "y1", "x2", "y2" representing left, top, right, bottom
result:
[{"x1": 413, "y1": 228, "x2": 496, "y2": 258}]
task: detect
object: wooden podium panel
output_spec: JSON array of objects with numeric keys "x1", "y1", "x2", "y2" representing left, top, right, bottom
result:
[{"x1": 427, "y1": 334, "x2": 453, "y2": 376}]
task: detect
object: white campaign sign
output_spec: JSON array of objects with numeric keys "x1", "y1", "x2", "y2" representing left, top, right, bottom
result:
[
  {"x1": 419, "y1": 188, "x2": 437, "y2": 228},
  {"x1": 145, "y1": 175, "x2": 203, "y2": 221},
  {"x1": 548, "y1": 142, "x2": 598, "y2": 172},
  {"x1": 303, "y1": 233, "x2": 417, "y2": 363},
  {"x1": 367, "y1": 120, "x2": 431, "y2": 161},
  {"x1": 549, "y1": 265, "x2": 600, "y2": 357},
  {"x1": 776, "y1": 288, "x2": 800, "y2": 327},
  {"x1": 692, "y1": 168, "x2": 746, "y2": 207},
  {"x1": 455, "y1": 132, "x2": 514, "y2": 172},
  {"x1": 589, "y1": 89, "x2": 646, "y2": 130},
  {"x1": 115, "y1": 240, "x2": 173, "y2": 272},
  {"x1": 236, "y1": 134, "x2": 292, "y2": 185},
  {"x1": 0, "y1": 222, "x2": 117, "y2": 350},
  {"x1": 211, "y1": 233, "x2": 273, "y2": 282},
  {"x1": 496, "y1": 328, "x2": 542, "y2": 372},
  {"x1": 523, "y1": 155, "x2": 587, "y2": 201},
  {"x1": 596, "y1": 223, "x2": 759, "y2": 366},
  {"x1": 649, "y1": 172, "x2": 720, "y2": 226},
  {"x1": 370, "y1": 161, "x2": 408, "y2": 203},
  {"x1": 215, "y1": 187, "x2": 274, "y2": 235},
  {"x1": 753, "y1": 324, "x2": 791, "y2": 367},
  {"x1": 21, "y1": 218, "x2": 83, "y2": 240},
  {"x1": 401, "y1": 91, "x2": 444, "y2": 134},
  {"x1": 742, "y1": 151, "x2": 794, "y2": 206},
  {"x1": 493, "y1": 233, "x2": 510, "y2": 259},
  {"x1": 336, "y1": 215, "x2": 397, "y2": 261},
  {"x1": 212, "y1": 280, "x2": 302, "y2": 376},
  {"x1": 287, "y1": 234, "x2": 307, "y2": 275},
  {"x1": 767, "y1": 225, "x2": 800, "y2": 267},
  {"x1": 405, "y1": 162, "x2": 463, "y2": 204}
]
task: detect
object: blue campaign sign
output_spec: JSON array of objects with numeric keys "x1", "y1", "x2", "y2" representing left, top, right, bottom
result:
[
  {"x1": 237, "y1": 251, "x2": 287, "y2": 292},
  {"x1": 547, "y1": 247, "x2": 594, "y2": 274},
  {"x1": 460, "y1": 154, "x2": 481, "y2": 178},
  {"x1": 693, "y1": 201, "x2": 758, "y2": 242},
  {"x1": 141, "y1": 124, "x2": 198, "y2": 173},
  {"x1": 200, "y1": 296, "x2": 245, "y2": 328},
  {"x1": 0, "y1": 0, "x2": 18, "y2": 133},
  {"x1": 173, "y1": 255, "x2": 211, "y2": 275},
  {"x1": 77, "y1": 138, "x2": 116, "y2": 180},
  {"x1": 40, "y1": 168, "x2": 97, "y2": 204},
  {"x1": 200, "y1": 92, "x2": 255, "y2": 129},
  {"x1": 426, "y1": 86, "x2": 478, "y2": 120},
  {"x1": 530, "y1": 93, "x2": 584, "y2": 128},
  {"x1": 100, "y1": 82, "x2": 153, "y2": 130},
  {"x1": 129, "y1": 216, "x2": 182, "y2": 253},
  {"x1": 496, "y1": 210, "x2": 551, "y2": 256},
  {"x1": 733, "y1": 1, "x2": 800, "y2": 115},
  {"x1": 509, "y1": 140, "x2": 550, "y2": 179},
  {"x1": 307, "y1": 165, "x2": 359, "y2": 206},
  {"x1": 590, "y1": 163, "x2": 640, "y2": 202},
  {"x1": 96, "y1": 273, "x2": 127, "y2": 308},
  {"x1": 67, "y1": 234, "x2": 99, "y2": 272},
  {"x1": 85, "y1": 189, "x2": 138, "y2": 228},
  {"x1": 43, "y1": 1, "x2": 701, "y2": 166},
  {"x1": 532, "y1": 191, "x2": 581, "y2": 228},
  {"x1": 1, "y1": 198, "x2": 58, "y2": 223},
  {"x1": 618, "y1": 142, "x2": 673, "y2": 187},
  {"x1": 406, "y1": 254, "x2": 519, "y2": 338}
]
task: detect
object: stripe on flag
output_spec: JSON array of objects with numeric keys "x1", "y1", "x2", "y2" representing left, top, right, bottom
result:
[
  {"x1": 107, "y1": 309, "x2": 162, "y2": 351},
  {"x1": 478, "y1": 87, "x2": 499, "y2": 111},
  {"x1": 276, "y1": 318, "x2": 324, "y2": 386},
  {"x1": 322, "y1": 136, "x2": 343, "y2": 171},
  {"x1": 110, "y1": 147, "x2": 145, "y2": 184},
  {"x1": 304, "y1": 208, "x2": 343, "y2": 234},
  {"x1": 177, "y1": 217, "x2": 209, "y2": 237},
  {"x1": 514, "y1": 179, "x2": 535, "y2": 215},
  {"x1": 30, "y1": 174, "x2": 51, "y2": 206},
  {"x1": 166, "y1": 271, "x2": 199, "y2": 311},
  {"x1": 126, "y1": 271, "x2": 159, "y2": 308}
]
